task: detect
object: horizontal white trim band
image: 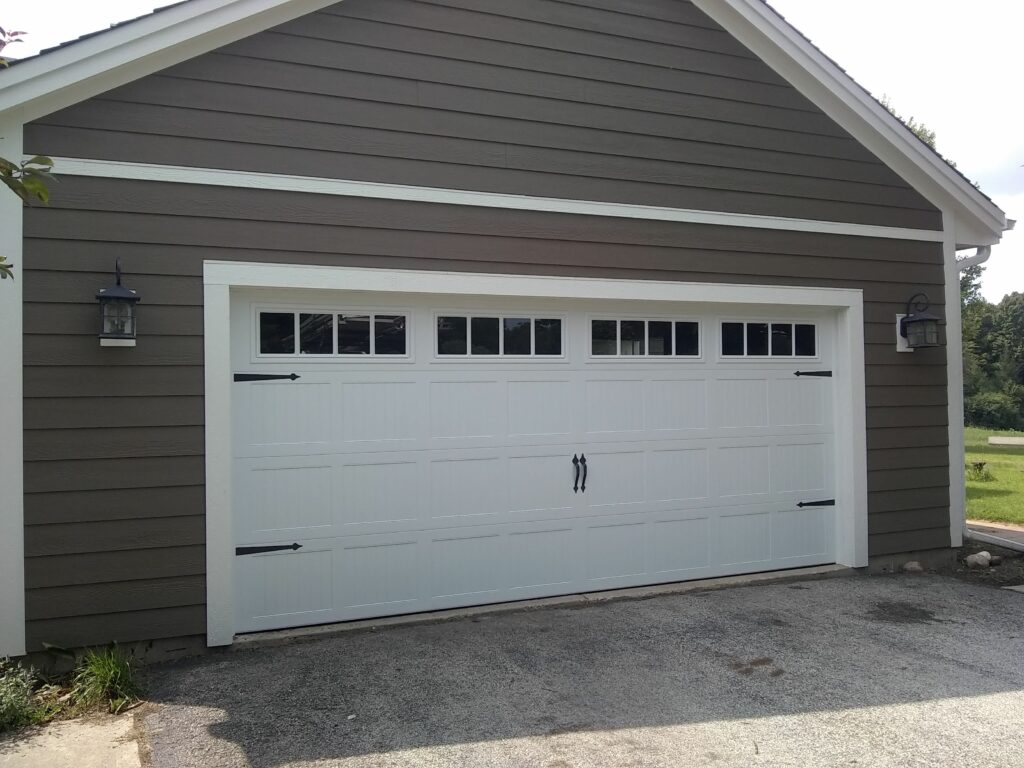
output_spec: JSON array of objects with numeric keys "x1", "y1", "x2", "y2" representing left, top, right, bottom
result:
[
  {"x1": 48, "y1": 157, "x2": 945, "y2": 243},
  {"x1": 203, "y1": 260, "x2": 864, "y2": 308}
]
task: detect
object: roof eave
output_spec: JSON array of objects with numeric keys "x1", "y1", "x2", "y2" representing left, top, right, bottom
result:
[{"x1": 0, "y1": 0, "x2": 339, "y2": 125}]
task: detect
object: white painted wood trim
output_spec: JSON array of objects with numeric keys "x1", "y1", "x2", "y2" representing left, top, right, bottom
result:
[
  {"x1": 0, "y1": 0, "x2": 342, "y2": 124},
  {"x1": 49, "y1": 157, "x2": 946, "y2": 242},
  {"x1": 691, "y1": 0, "x2": 1007, "y2": 246},
  {"x1": 202, "y1": 260, "x2": 869, "y2": 644},
  {"x1": 943, "y1": 214, "x2": 966, "y2": 549},
  {"x1": 204, "y1": 282, "x2": 235, "y2": 646},
  {"x1": 0, "y1": 122, "x2": 26, "y2": 657}
]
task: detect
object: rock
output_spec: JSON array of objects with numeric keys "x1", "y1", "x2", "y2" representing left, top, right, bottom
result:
[
  {"x1": 902, "y1": 561, "x2": 925, "y2": 574},
  {"x1": 965, "y1": 551, "x2": 992, "y2": 569},
  {"x1": 990, "y1": 554, "x2": 1003, "y2": 566}
]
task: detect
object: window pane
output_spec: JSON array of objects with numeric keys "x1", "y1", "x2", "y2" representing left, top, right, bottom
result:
[
  {"x1": 795, "y1": 324, "x2": 816, "y2": 356},
  {"x1": 620, "y1": 320, "x2": 645, "y2": 355},
  {"x1": 504, "y1": 317, "x2": 531, "y2": 355},
  {"x1": 534, "y1": 318, "x2": 562, "y2": 356},
  {"x1": 375, "y1": 315, "x2": 406, "y2": 355},
  {"x1": 592, "y1": 320, "x2": 617, "y2": 355},
  {"x1": 299, "y1": 313, "x2": 333, "y2": 355},
  {"x1": 648, "y1": 321, "x2": 672, "y2": 356},
  {"x1": 721, "y1": 322, "x2": 744, "y2": 356},
  {"x1": 437, "y1": 316, "x2": 467, "y2": 355},
  {"x1": 337, "y1": 315, "x2": 370, "y2": 355},
  {"x1": 746, "y1": 323, "x2": 769, "y2": 356},
  {"x1": 471, "y1": 317, "x2": 500, "y2": 355},
  {"x1": 260, "y1": 312, "x2": 295, "y2": 354},
  {"x1": 675, "y1": 322, "x2": 699, "y2": 356},
  {"x1": 771, "y1": 323, "x2": 793, "y2": 356}
]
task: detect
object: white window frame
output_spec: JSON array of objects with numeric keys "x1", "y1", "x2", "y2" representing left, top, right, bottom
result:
[
  {"x1": 204, "y1": 261, "x2": 868, "y2": 647},
  {"x1": 587, "y1": 314, "x2": 704, "y2": 361},
  {"x1": 717, "y1": 319, "x2": 821, "y2": 361},
  {"x1": 251, "y1": 305, "x2": 413, "y2": 362},
  {"x1": 431, "y1": 311, "x2": 568, "y2": 362}
]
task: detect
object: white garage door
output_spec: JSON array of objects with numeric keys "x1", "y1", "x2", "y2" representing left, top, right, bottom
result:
[{"x1": 230, "y1": 291, "x2": 836, "y2": 634}]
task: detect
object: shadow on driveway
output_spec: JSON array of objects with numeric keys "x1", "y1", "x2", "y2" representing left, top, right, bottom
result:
[{"x1": 143, "y1": 574, "x2": 1024, "y2": 767}]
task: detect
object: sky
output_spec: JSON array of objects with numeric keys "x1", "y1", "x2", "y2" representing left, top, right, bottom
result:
[{"x1": 3, "y1": 1, "x2": 1022, "y2": 302}]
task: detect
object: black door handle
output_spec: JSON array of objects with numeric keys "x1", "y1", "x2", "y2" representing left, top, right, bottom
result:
[
  {"x1": 572, "y1": 454, "x2": 580, "y2": 493},
  {"x1": 580, "y1": 454, "x2": 587, "y2": 493}
]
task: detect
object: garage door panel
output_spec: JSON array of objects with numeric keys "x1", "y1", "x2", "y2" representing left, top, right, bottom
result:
[
  {"x1": 772, "y1": 507, "x2": 832, "y2": 561},
  {"x1": 506, "y1": 526, "x2": 575, "y2": 591},
  {"x1": 429, "y1": 455, "x2": 506, "y2": 522},
  {"x1": 580, "y1": 448, "x2": 646, "y2": 510},
  {"x1": 236, "y1": 545, "x2": 334, "y2": 632},
  {"x1": 712, "y1": 378, "x2": 769, "y2": 429},
  {"x1": 429, "y1": 532, "x2": 503, "y2": 601},
  {"x1": 339, "y1": 380, "x2": 421, "y2": 444},
  {"x1": 235, "y1": 461, "x2": 333, "y2": 541},
  {"x1": 235, "y1": 380, "x2": 333, "y2": 453},
  {"x1": 648, "y1": 516, "x2": 711, "y2": 575},
  {"x1": 508, "y1": 379, "x2": 575, "y2": 437},
  {"x1": 430, "y1": 380, "x2": 504, "y2": 439},
  {"x1": 771, "y1": 378, "x2": 828, "y2": 428},
  {"x1": 647, "y1": 448, "x2": 710, "y2": 503},
  {"x1": 507, "y1": 450, "x2": 577, "y2": 515},
  {"x1": 585, "y1": 521, "x2": 647, "y2": 583},
  {"x1": 713, "y1": 445, "x2": 772, "y2": 499},
  {"x1": 644, "y1": 379, "x2": 708, "y2": 433},
  {"x1": 337, "y1": 459, "x2": 424, "y2": 528},
  {"x1": 336, "y1": 536, "x2": 421, "y2": 613},
  {"x1": 586, "y1": 379, "x2": 646, "y2": 435},
  {"x1": 718, "y1": 511, "x2": 773, "y2": 566},
  {"x1": 772, "y1": 441, "x2": 830, "y2": 495}
]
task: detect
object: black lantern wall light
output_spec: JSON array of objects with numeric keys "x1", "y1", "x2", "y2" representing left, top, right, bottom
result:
[
  {"x1": 96, "y1": 260, "x2": 140, "y2": 347},
  {"x1": 897, "y1": 292, "x2": 941, "y2": 352}
]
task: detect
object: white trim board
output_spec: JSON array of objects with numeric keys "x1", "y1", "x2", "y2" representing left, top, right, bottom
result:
[
  {"x1": 49, "y1": 157, "x2": 945, "y2": 242},
  {"x1": 203, "y1": 260, "x2": 869, "y2": 646},
  {"x1": 0, "y1": 122, "x2": 26, "y2": 657}
]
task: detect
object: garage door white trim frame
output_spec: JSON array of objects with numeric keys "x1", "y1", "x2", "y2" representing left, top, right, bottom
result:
[{"x1": 203, "y1": 260, "x2": 867, "y2": 646}]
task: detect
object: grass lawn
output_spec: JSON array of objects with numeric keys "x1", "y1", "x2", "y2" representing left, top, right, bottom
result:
[{"x1": 965, "y1": 426, "x2": 1024, "y2": 525}]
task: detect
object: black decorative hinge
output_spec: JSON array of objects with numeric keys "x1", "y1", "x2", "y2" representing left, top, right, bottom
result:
[
  {"x1": 233, "y1": 373, "x2": 301, "y2": 382},
  {"x1": 797, "y1": 499, "x2": 836, "y2": 508},
  {"x1": 794, "y1": 370, "x2": 832, "y2": 377},
  {"x1": 235, "y1": 543, "x2": 303, "y2": 556}
]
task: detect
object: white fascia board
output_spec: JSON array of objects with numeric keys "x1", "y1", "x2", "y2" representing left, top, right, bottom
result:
[
  {"x1": 0, "y1": 121, "x2": 26, "y2": 657},
  {"x1": 0, "y1": 0, "x2": 341, "y2": 124},
  {"x1": 49, "y1": 157, "x2": 946, "y2": 243},
  {"x1": 692, "y1": 0, "x2": 1007, "y2": 246}
]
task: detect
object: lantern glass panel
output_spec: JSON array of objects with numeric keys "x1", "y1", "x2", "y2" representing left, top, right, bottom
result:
[{"x1": 101, "y1": 299, "x2": 136, "y2": 338}]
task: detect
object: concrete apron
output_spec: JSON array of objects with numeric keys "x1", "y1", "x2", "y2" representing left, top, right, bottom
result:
[{"x1": 233, "y1": 564, "x2": 852, "y2": 651}]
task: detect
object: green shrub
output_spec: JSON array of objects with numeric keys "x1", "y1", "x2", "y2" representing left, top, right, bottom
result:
[
  {"x1": 966, "y1": 391, "x2": 1024, "y2": 431},
  {"x1": 0, "y1": 659, "x2": 41, "y2": 733},
  {"x1": 966, "y1": 461, "x2": 995, "y2": 482},
  {"x1": 72, "y1": 646, "x2": 140, "y2": 714}
]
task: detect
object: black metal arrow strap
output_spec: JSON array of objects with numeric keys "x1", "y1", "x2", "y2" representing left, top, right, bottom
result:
[
  {"x1": 797, "y1": 499, "x2": 835, "y2": 508},
  {"x1": 234, "y1": 373, "x2": 301, "y2": 382},
  {"x1": 235, "y1": 543, "x2": 303, "y2": 555},
  {"x1": 794, "y1": 370, "x2": 832, "y2": 377}
]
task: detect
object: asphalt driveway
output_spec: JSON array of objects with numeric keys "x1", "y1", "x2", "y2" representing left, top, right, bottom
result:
[{"x1": 141, "y1": 574, "x2": 1024, "y2": 767}]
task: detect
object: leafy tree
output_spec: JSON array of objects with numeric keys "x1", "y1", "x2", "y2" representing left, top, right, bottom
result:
[
  {"x1": 0, "y1": 27, "x2": 53, "y2": 279},
  {"x1": 879, "y1": 95, "x2": 937, "y2": 149}
]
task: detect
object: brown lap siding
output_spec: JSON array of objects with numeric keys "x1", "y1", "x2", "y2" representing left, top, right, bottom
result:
[{"x1": 21, "y1": 178, "x2": 947, "y2": 650}]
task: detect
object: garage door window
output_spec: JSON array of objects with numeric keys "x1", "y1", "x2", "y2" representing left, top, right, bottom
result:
[
  {"x1": 437, "y1": 315, "x2": 563, "y2": 357},
  {"x1": 591, "y1": 319, "x2": 700, "y2": 357},
  {"x1": 258, "y1": 311, "x2": 408, "y2": 356},
  {"x1": 721, "y1": 322, "x2": 816, "y2": 357}
]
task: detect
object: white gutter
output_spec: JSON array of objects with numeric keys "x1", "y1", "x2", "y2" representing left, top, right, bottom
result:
[{"x1": 956, "y1": 246, "x2": 992, "y2": 271}]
